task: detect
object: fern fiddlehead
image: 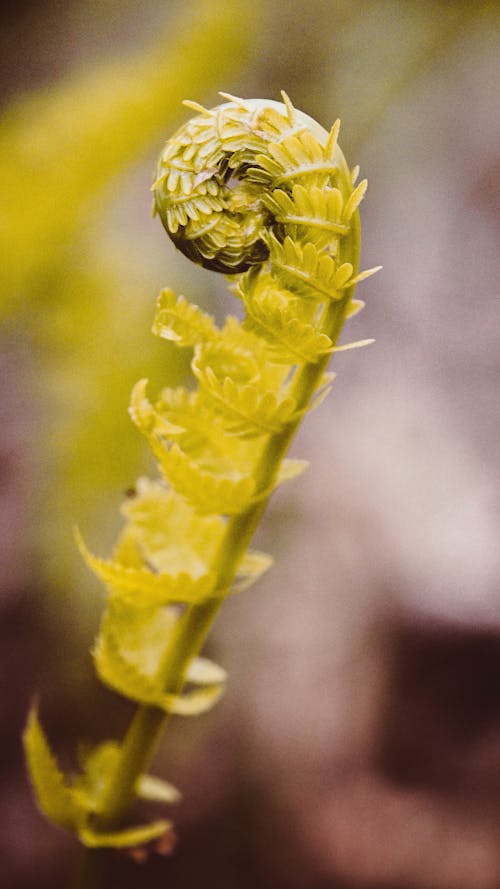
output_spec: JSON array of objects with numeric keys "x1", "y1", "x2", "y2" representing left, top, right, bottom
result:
[{"x1": 24, "y1": 93, "x2": 379, "y2": 854}]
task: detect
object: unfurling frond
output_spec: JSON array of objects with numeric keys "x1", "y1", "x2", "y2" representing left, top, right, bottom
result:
[{"x1": 27, "y1": 92, "x2": 378, "y2": 849}]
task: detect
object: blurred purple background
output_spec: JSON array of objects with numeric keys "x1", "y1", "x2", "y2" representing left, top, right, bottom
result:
[{"x1": 1, "y1": 1, "x2": 500, "y2": 887}]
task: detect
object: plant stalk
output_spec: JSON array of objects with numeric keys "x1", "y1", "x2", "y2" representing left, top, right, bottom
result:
[{"x1": 80, "y1": 160, "x2": 361, "y2": 883}]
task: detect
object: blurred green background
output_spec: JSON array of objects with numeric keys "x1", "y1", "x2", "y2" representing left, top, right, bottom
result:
[{"x1": 2, "y1": 2, "x2": 500, "y2": 888}]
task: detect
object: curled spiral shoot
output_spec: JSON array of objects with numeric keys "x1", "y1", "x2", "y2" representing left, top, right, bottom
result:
[
  {"x1": 152, "y1": 91, "x2": 364, "y2": 275},
  {"x1": 24, "y1": 92, "x2": 379, "y2": 858}
]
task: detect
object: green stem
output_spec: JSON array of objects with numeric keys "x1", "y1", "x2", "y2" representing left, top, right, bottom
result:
[{"x1": 72, "y1": 847, "x2": 110, "y2": 889}]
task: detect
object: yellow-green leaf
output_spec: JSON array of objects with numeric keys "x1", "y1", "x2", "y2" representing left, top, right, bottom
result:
[
  {"x1": 153, "y1": 288, "x2": 217, "y2": 346},
  {"x1": 136, "y1": 774, "x2": 181, "y2": 805},
  {"x1": 77, "y1": 529, "x2": 215, "y2": 607},
  {"x1": 234, "y1": 550, "x2": 273, "y2": 592},
  {"x1": 72, "y1": 741, "x2": 121, "y2": 815},
  {"x1": 79, "y1": 820, "x2": 172, "y2": 849},
  {"x1": 23, "y1": 709, "x2": 83, "y2": 831},
  {"x1": 276, "y1": 458, "x2": 309, "y2": 484},
  {"x1": 153, "y1": 442, "x2": 256, "y2": 515},
  {"x1": 187, "y1": 656, "x2": 227, "y2": 686},
  {"x1": 165, "y1": 684, "x2": 225, "y2": 716},
  {"x1": 94, "y1": 623, "x2": 225, "y2": 715}
]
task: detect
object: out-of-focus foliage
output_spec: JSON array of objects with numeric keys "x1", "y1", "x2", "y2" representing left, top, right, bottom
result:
[
  {"x1": 0, "y1": 0, "x2": 263, "y2": 605},
  {"x1": 0, "y1": 0, "x2": 260, "y2": 314}
]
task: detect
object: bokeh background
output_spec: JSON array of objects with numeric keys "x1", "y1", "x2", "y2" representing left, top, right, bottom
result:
[{"x1": 2, "y1": 1, "x2": 500, "y2": 887}]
